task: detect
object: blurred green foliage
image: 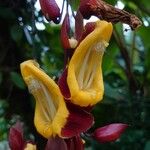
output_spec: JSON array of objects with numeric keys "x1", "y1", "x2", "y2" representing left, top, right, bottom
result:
[{"x1": 0, "y1": 0, "x2": 150, "y2": 149}]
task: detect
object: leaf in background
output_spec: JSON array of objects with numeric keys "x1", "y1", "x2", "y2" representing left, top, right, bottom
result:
[
  {"x1": 102, "y1": 40, "x2": 119, "y2": 73},
  {"x1": 10, "y1": 72, "x2": 25, "y2": 89},
  {"x1": 137, "y1": 26, "x2": 150, "y2": 49},
  {"x1": 145, "y1": 141, "x2": 150, "y2": 150},
  {"x1": 10, "y1": 25, "x2": 23, "y2": 42},
  {"x1": 104, "y1": 83, "x2": 123, "y2": 100},
  {"x1": 69, "y1": 0, "x2": 80, "y2": 11},
  {"x1": 0, "y1": 7, "x2": 15, "y2": 19}
]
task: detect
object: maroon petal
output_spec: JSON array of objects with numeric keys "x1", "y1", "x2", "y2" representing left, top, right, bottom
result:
[
  {"x1": 45, "y1": 136, "x2": 67, "y2": 150},
  {"x1": 61, "y1": 13, "x2": 71, "y2": 50},
  {"x1": 93, "y1": 123, "x2": 128, "y2": 143},
  {"x1": 61, "y1": 102, "x2": 94, "y2": 138},
  {"x1": 39, "y1": 0, "x2": 60, "y2": 23},
  {"x1": 8, "y1": 122, "x2": 25, "y2": 150},
  {"x1": 65, "y1": 136, "x2": 84, "y2": 150},
  {"x1": 58, "y1": 68, "x2": 71, "y2": 99},
  {"x1": 75, "y1": 11, "x2": 84, "y2": 41}
]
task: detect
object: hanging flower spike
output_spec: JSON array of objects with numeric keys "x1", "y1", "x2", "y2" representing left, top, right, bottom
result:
[
  {"x1": 79, "y1": 0, "x2": 142, "y2": 30},
  {"x1": 67, "y1": 20, "x2": 113, "y2": 107},
  {"x1": 39, "y1": 0, "x2": 61, "y2": 24},
  {"x1": 92, "y1": 123, "x2": 128, "y2": 143},
  {"x1": 20, "y1": 60, "x2": 94, "y2": 139},
  {"x1": 20, "y1": 60, "x2": 69, "y2": 138}
]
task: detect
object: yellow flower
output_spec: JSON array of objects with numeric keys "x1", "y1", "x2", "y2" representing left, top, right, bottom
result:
[
  {"x1": 20, "y1": 60, "x2": 69, "y2": 138},
  {"x1": 67, "y1": 20, "x2": 113, "y2": 106}
]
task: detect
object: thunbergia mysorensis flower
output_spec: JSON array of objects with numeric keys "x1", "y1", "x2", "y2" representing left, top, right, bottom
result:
[
  {"x1": 20, "y1": 60, "x2": 69, "y2": 138},
  {"x1": 67, "y1": 20, "x2": 113, "y2": 107},
  {"x1": 20, "y1": 60, "x2": 94, "y2": 139}
]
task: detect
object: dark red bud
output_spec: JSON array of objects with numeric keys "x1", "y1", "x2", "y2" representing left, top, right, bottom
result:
[
  {"x1": 39, "y1": 0, "x2": 61, "y2": 24},
  {"x1": 60, "y1": 13, "x2": 71, "y2": 50},
  {"x1": 75, "y1": 11, "x2": 84, "y2": 41},
  {"x1": 8, "y1": 122, "x2": 25, "y2": 150},
  {"x1": 93, "y1": 123, "x2": 128, "y2": 143}
]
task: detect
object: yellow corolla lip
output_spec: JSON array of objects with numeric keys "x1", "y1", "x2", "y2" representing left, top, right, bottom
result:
[
  {"x1": 20, "y1": 60, "x2": 69, "y2": 138},
  {"x1": 67, "y1": 20, "x2": 113, "y2": 107},
  {"x1": 24, "y1": 143, "x2": 36, "y2": 150}
]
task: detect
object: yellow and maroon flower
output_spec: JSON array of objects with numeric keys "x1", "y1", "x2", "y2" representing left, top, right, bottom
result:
[
  {"x1": 20, "y1": 60, "x2": 94, "y2": 139},
  {"x1": 60, "y1": 20, "x2": 113, "y2": 107}
]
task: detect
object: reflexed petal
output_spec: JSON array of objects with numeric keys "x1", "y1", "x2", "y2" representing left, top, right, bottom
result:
[
  {"x1": 67, "y1": 21, "x2": 113, "y2": 106},
  {"x1": 93, "y1": 123, "x2": 128, "y2": 143},
  {"x1": 39, "y1": 0, "x2": 61, "y2": 23},
  {"x1": 65, "y1": 135, "x2": 84, "y2": 150},
  {"x1": 20, "y1": 60, "x2": 69, "y2": 138},
  {"x1": 8, "y1": 122, "x2": 24, "y2": 150},
  {"x1": 61, "y1": 102, "x2": 94, "y2": 138},
  {"x1": 45, "y1": 136, "x2": 67, "y2": 150}
]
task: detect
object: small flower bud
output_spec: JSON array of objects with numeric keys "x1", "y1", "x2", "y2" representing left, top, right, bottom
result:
[
  {"x1": 92, "y1": 123, "x2": 128, "y2": 143},
  {"x1": 39, "y1": 0, "x2": 61, "y2": 24}
]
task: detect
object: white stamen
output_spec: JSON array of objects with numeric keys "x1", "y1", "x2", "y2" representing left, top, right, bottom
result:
[
  {"x1": 69, "y1": 37, "x2": 78, "y2": 49},
  {"x1": 93, "y1": 40, "x2": 109, "y2": 52},
  {"x1": 26, "y1": 76, "x2": 57, "y2": 122}
]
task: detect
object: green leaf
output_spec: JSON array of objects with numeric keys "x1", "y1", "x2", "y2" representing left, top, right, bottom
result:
[
  {"x1": 137, "y1": 26, "x2": 150, "y2": 49},
  {"x1": 69, "y1": 0, "x2": 80, "y2": 11},
  {"x1": 144, "y1": 141, "x2": 150, "y2": 150},
  {"x1": 10, "y1": 72, "x2": 25, "y2": 89},
  {"x1": 104, "y1": 83, "x2": 123, "y2": 100},
  {"x1": 10, "y1": 25, "x2": 23, "y2": 42}
]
